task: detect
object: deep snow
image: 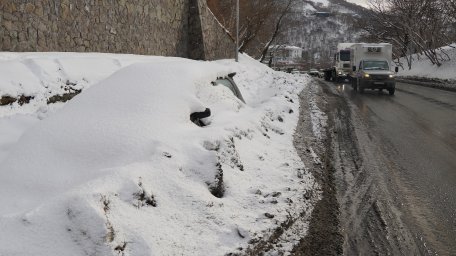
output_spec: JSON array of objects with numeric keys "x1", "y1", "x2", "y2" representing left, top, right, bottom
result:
[
  {"x1": 397, "y1": 44, "x2": 456, "y2": 81},
  {"x1": 0, "y1": 53, "x2": 317, "y2": 255}
]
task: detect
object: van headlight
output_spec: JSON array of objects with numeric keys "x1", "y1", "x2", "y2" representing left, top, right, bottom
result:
[
  {"x1": 389, "y1": 74, "x2": 395, "y2": 78},
  {"x1": 364, "y1": 73, "x2": 370, "y2": 78}
]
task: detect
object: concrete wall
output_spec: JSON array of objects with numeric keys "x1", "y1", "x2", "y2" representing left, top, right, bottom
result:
[{"x1": 0, "y1": 0, "x2": 234, "y2": 60}]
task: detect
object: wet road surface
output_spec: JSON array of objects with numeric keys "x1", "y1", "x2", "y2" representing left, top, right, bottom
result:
[{"x1": 319, "y1": 80, "x2": 456, "y2": 255}]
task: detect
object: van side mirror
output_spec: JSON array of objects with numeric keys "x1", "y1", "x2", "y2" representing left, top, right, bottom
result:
[
  {"x1": 395, "y1": 67, "x2": 399, "y2": 73},
  {"x1": 352, "y1": 66, "x2": 356, "y2": 72}
]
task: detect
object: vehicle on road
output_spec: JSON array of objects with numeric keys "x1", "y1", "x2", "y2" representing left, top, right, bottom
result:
[
  {"x1": 349, "y1": 43, "x2": 398, "y2": 95},
  {"x1": 308, "y1": 69, "x2": 320, "y2": 77},
  {"x1": 323, "y1": 43, "x2": 354, "y2": 82},
  {"x1": 318, "y1": 70, "x2": 325, "y2": 78}
]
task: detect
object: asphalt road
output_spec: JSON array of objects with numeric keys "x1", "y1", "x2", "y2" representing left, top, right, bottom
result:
[{"x1": 319, "y1": 80, "x2": 456, "y2": 255}]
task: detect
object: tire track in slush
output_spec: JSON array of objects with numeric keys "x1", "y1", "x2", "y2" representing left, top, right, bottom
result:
[{"x1": 317, "y1": 80, "x2": 432, "y2": 255}]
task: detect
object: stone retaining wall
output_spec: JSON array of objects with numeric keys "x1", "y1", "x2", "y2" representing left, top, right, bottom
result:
[
  {"x1": 0, "y1": 0, "x2": 234, "y2": 60},
  {"x1": 192, "y1": 0, "x2": 235, "y2": 60}
]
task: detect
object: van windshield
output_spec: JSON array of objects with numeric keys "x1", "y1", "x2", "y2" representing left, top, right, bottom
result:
[{"x1": 363, "y1": 60, "x2": 389, "y2": 70}]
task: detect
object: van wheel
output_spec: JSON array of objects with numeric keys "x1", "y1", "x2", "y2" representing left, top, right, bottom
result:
[{"x1": 389, "y1": 88, "x2": 395, "y2": 95}]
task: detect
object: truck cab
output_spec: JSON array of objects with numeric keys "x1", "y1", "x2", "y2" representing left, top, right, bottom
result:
[
  {"x1": 324, "y1": 43, "x2": 354, "y2": 82},
  {"x1": 334, "y1": 49, "x2": 352, "y2": 81},
  {"x1": 350, "y1": 43, "x2": 398, "y2": 95}
]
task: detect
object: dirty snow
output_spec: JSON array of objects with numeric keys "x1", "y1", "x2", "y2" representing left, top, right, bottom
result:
[{"x1": 0, "y1": 53, "x2": 316, "y2": 255}]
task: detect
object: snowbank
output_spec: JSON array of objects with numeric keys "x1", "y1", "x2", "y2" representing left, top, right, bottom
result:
[
  {"x1": 397, "y1": 44, "x2": 456, "y2": 81},
  {"x1": 0, "y1": 53, "x2": 315, "y2": 255},
  {"x1": 0, "y1": 52, "x2": 183, "y2": 117}
]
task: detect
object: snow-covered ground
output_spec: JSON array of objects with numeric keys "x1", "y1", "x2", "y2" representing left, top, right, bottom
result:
[
  {"x1": 0, "y1": 53, "x2": 184, "y2": 117},
  {"x1": 397, "y1": 44, "x2": 456, "y2": 81},
  {"x1": 0, "y1": 53, "x2": 317, "y2": 255}
]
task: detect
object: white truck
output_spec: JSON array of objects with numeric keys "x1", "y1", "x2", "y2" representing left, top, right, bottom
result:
[
  {"x1": 324, "y1": 43, "x2": 354, "y2": 82},
  {"x1": 349, "y1": 43, "x2": 398, "y2": 95}
]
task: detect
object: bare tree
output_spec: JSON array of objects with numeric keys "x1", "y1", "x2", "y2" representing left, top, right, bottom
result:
[
  {"x1": 259, "y1": 0, "x2": 296, "y2": 62},
  {"x1": 207, "y1": 0, "x2": 237, "y2": 41},
  {"x1": 446, "y1": 0, "x2": 456, "y2": 17},
  {"x1": 362, "y1": 0, "x2": 455, "y2": 69},
  {"x1": 207, "y1": 0, "x2": 274, "y2": 52},
  {"x1": 207, "y1": 0, "x2": 296, "y2": 59}
]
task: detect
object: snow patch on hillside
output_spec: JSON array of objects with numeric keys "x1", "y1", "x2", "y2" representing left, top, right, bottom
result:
[{"x1": 397, "y1": 44, "x2": 456, "y2": 80}]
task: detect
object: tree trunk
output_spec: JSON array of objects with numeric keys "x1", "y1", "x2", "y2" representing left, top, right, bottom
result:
[{"x1": 259, "y1": 0, "x2": 294, "y2": 62}]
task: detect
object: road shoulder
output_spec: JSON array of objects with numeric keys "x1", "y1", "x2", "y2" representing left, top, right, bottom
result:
[
  {"x1": 396, "y1": 77, "x2": 456, "y2": 92},
  {"x1": 290, "y1": 79, "x2": 343, "y2": 255}
]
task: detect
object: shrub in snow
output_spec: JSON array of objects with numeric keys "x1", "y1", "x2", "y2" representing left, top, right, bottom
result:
[
  {"x1": 208, "y1": 162, "x2": 225, "y2": 198},
  {"x1": 133, "y1": 179, "x2": 157, "y2": 208}
]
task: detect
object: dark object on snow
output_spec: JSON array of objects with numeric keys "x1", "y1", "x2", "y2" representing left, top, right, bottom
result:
[
  {"x1": 47, "y1": 91, "x2": 80, "y2": 104},
  {"x1": 0, "y1": 95, "x2": 35, "y2": 106},
  {"x1": 264, "y1": 213, "x2": 275, "y2": 218},
  {"x1": 114, "y1": 242, "x2": 127, "y2": 253},
  {"x1": 0, "y1": 96, "x2": 17, "y2": 105},
  {"x1": 271, "y1": 191, "x2": 282, "y2": 197},
  {"x1": 208, "y1": 162, "x2": 225, "y2": 198},
  {"x1": 237, "y1": 228, "x2": 246, "y2": 238},
  {"x1": 190, "y1": 108, "x2": 211, "y2": 127},
  {"x1": 134, "y1": 180, "x2": 157, "y2": 208}
]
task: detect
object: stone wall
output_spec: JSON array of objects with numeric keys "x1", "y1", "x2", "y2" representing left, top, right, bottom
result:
[
  {"x1": 0, "y1": 0, "x2": 234, "y2": 60},
  {"x1": 189, "y1": 0, "x2": 235, "y2": 60}
]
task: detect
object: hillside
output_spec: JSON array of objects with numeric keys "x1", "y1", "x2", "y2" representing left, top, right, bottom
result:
[
  {"x1": 279, "y1": 0, "x2": 367, "y2": 69},
  {"x1": 397, "y1": 44, "x2": 456, "y2": 80},
  {"x1": 396, "y1": 44, "x2": 456, "y2": 91}
]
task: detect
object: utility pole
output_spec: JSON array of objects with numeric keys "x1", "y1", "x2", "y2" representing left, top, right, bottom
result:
[{"x1": 235, "y1": 0, "x2": 239, "y2": 62}]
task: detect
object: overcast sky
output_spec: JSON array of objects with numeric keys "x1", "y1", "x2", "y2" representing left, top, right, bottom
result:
[{"x1": 345, "y1": 0, "x2": 369, "y2": 7}]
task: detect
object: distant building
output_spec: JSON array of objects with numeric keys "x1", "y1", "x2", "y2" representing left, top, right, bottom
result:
[{"x1": 267, "y1": 45, "x2": 304, "y2": 70}]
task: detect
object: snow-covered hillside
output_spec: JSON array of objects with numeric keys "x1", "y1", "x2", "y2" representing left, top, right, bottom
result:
[
  {"x1": 0, "y1": 53, "x2": 318, "y2": 255},
  {"x1": 397, "y1": 44, "x2": 456, "y2": 81},
  {"x1": 281, "y1": 0, "x2": 366, "y2": 68}
]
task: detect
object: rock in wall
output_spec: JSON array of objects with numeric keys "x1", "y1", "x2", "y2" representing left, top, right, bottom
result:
[{"x1": 0, "y1": 0, "x2": 234, "y2": 60}]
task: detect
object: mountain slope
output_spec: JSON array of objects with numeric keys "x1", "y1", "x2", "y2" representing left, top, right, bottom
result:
[{"x1": 280, "y1": 0, "x2": 367, "y2": 69}]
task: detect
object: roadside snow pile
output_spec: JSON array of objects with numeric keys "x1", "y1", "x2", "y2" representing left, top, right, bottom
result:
[
  {"x1": 0, "y1": 52, "x2": 182, "y2": 117},
  {"x1": 397, "y1": 44, "x2": 456, "y2": 81},
  {"x1": 0, "y1": 54, "x2": 315, "y2": 255}
]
